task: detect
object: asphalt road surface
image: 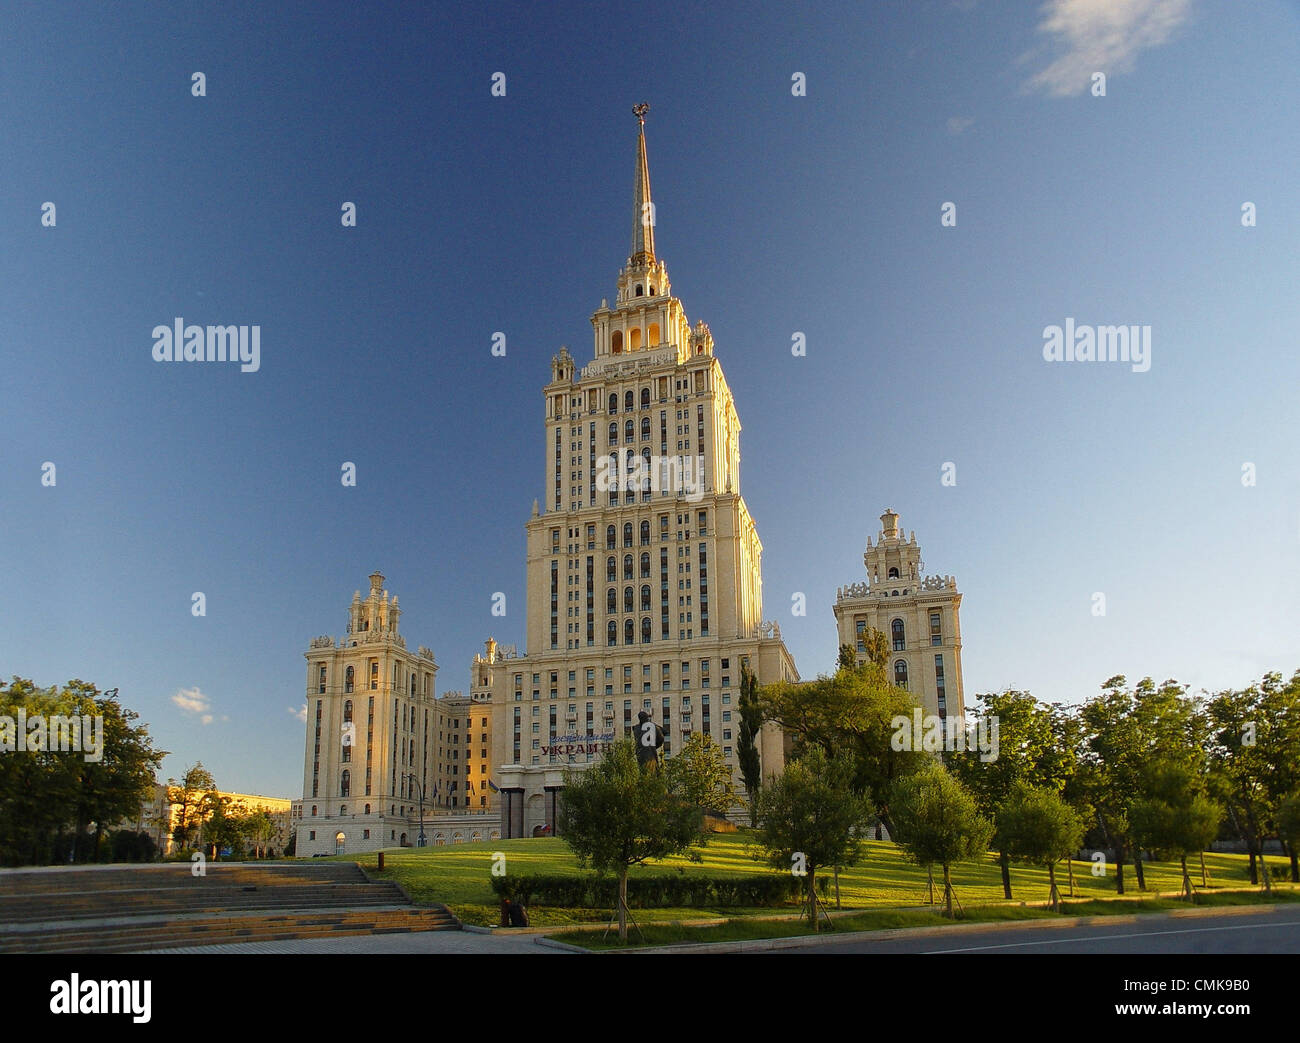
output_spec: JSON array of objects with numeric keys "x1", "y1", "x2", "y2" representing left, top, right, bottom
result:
[{"x1": 793, "y1": 906, "x2": 1300, "y2": 954}]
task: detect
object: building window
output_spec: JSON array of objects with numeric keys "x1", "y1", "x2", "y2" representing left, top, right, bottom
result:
[
  {"x1": 930, "y1": 611, "x2": 942, "y2": 645},
  {"x1": 894, "y1": 659, "x2": 908, "y2": 689},
  {"x1": 891, "y1": 618, "x2": 905, "y2": 651},
  {"x1": 888, "y1": 567, "x2": 900, "y2": 579},
  {"x1": 345, "y1": 666, "x2": 354, "y2": 693}
]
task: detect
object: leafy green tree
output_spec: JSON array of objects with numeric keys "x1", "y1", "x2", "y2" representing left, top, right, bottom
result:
[
  {"x1": 1205, "y1": 671, "x2": 1300, "y2": 886},
  {"x1": 761, "y1": 656, "x2": 924, "y2": 836},
  {"x1": 1130, "y1": 762, "x2": 1223, "y2": 901},
  {"x1": 945, "y1": 690, "x2": 1074, "y2": 899},
  {"x1": 558, "y1": 738, "x2": 704, "y2": 943},
  {"x1": 1079, "y1": 675, "x2": 1204, "y2": 893},
  {"x1": 736, "y1": 662, "x2": 764, "y2": 826},
  {"x1": 995, "y1": 783, "x2": 1086, "y2": 911},
  {"x1": 890, "y1": 762, "x2": 993, "y2": 919},
  {"x1": 166, "y1": 763, "x2": 216, "y2": 851},
  {"x1": 1277, "y1": 791, "x2": 1300, "y2": 884},
  {"x1": 665, "y1": 732, "x2": 737, "y2": 818},
  {"x1": 753, "y1": 747, "x2": 873, "y2": 927}
]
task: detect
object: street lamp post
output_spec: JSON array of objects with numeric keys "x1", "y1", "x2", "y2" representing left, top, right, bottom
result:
[{"x1": 405, "y1": 774, "x2": 427, "y2": 847}]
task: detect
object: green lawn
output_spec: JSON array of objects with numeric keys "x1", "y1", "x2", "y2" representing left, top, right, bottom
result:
[{"x1": 325, "y1": 831, "x2": 1297, "y2": 929}]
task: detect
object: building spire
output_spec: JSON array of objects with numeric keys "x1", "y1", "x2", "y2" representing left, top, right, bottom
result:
[{"x1": 629, "y1": 103, "x2": 655, "y2": 267}]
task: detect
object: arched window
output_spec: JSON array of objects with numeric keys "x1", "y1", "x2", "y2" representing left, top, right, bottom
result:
[
  {"x1": 345, "y1": 666, "x2": 354, "y2": 693},
  {"x1": 891, "y1": 618, "x2": 905, "y2": 651},
  {"x1": 635, "y1": 285, "x2": 644, "y2": 297},
  {"x1": 343, "y1": 700, "x2": 353, "y2": 722},
  {"x1": 888, "y1": 567, "x2": 900, "y2": 579},
  {"x1": 606, "y1": 525, "x2": 616, "y2": 549},
  {"x1": 625, "y1": 419, "x2": 635, "y2": 442},
  {"x1": 623, "y1": 523, "x2": 633, "y2": 547},
  {"x1": 340, "y1": 770, "x2": 351, "y2": 797},
  {"x1": 641, "y1": 617, "x2": 652, "y2": 643},
  {"x1": 640, "y1": 552, "x2": 650, "y2": 578},
  {"x1": 607, "y1": 556, "x2": 616, "y2": 581},
  {"x1": 624, "y1": 555, "x2": 633, "y2": 580},
  {"x1": 607, "y1": 621, "x2": 618, "y2": 646},
  {"x1": 340, "y1": 805, "x2": 347, "y2": 816},
  {"x1": 342, "y1": 743, "x2": 351, "y2": 763},
  {"x1": 624, "y1": 587, "x2": 634, "y2": 613},
  {"x1": 609, "y1": 393, "x2": 618, "y2": 414},
  {"x1": 410, "y1": 676, "x2": 416, "y2": 696},
  {"x1": 312, "y1": 805, "x2": 317, "y2": 816},
  {"x1": 648, "y1": 285, "x2": 655, "y2": 296},
  {"x1": 609, "y1": 422, "x2": 618, "y2": 444},
  {"x1": 607, "y1": 588, "x2": 617, "y2": 612},
  {"x1": 625, "y1": 390, "x2": 634, "y2": 412},
  {"x1": 625, "y1": 618, "x2": 635, "y2": 645},
  {"x1": 365, "y1": 804, "x2": 371, "y2": 815},
  {"x1": 630, "y1": 328, "x2": 642, "y2": 350},
  {"x1": 641, "y1": 417, "x2": 651, "y2": 440},
  {"x1": 611, "y1": 331, "x2": 623, "y2": 354},
  {"x1": 648, "y1": 322, "x2": 660, "y2": 345},
  {"x1": 641, "y1": 387, "x2": 650, "y2": 409},
  {"x1": 894, "y1": 660, "x2": 908, "y2": 688},
  {"x1": 641, "y1": 584, "x2": 651, "y2": 611}
]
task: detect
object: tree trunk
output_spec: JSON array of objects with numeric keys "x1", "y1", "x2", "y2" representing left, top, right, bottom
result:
[
  {"x1": 1133, "y1": 849, "x2": 1146, "y2": 891},
  {"x1": 807, "y1": 871, "x2": 818, "y2": 928},
  {"x1": 1260, "y1": 846, "x2": 1273, "y2": 894},
  {"x1": 618, "y1": 869, "x2": 628, "y2": 943},
  {"x1": 1200, "y1": 850, "x2": 1209, "y2": 888},
  {"x1": 942, "y1": 864, "x2": 954, "y2": 920},
  {"x1": 927, "y1": 866, "x2": 935, "y2": 906},
  {"x1": 1048, "y1": 862, "x2": 1058, "y2": 912},
  {"x1": 1290, "y1": 849, "x2": 1299, "y2": 884},
  {"x1": 834, "y1": 865, "x2": 841, "y2": 909},
  {"x1": 1115, "y1": 847, "x2": 1126, "y2": 895},
  {"x1": 999, "y1": 849, "x2": 1013, "y2": 899},
  {"x1": 1180, "y1": 855, "x2": 1193, "y2": 902}
]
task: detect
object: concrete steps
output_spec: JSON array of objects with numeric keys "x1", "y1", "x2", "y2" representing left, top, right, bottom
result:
[{"x1": 0, "y1": 861, "x2": 460, "y2": 952}]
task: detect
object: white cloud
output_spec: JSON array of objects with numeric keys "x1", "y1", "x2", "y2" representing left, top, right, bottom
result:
[
  {"x1": 1023, "y1": 0, "x2": 1193, "y2": 97},
  {"x1": 946, "y1": 116, "x2": 975, "y2": 135},
  {"x1": 289, "y1": 703, "x2": 307, "y2": 723},
  {"x1": 172, "y1": 686, "x2": 215, "y2": 725}
]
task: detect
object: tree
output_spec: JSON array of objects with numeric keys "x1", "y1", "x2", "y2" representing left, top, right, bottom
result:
[
  {"x1": 753, "y1": 747, "x2": 873, "y2": 927},
  {"x1": 995, "y1": 783, "x2": 1086, "y2": 911},
  {"x1": 1078, "y1": 675, "x2": 1204, "y2": 893},
  {"x1": 736, "y1": 663, "x2": 764, "y2": 827},
  {"x1": 558, "y1": 738, "x2": 703, "y2": 943},
  {"x1": 890, "y1": 763, "x2": 993, "y2": 919},
  {"x1": 1277, "y1": 791, "x2": 1300, "y2": 884},
  {"x1": 1130, "y1": 761, "x2": 1223, "y2": 901},
  {"x1": 166, "y1": 763, "x2": 216, "y2": 852},
  {"x1": 1205, "y1": 671, "x2": 1300, "y2": 886},
  {"x1": 664, "y1": 732, "x2": 737, "y2": 818},
  {"x1": 945, "y1": 690, "x2": 1075, "y2": 899},
  {"x1": 761, "y1": 656, "x2": 924, "y2": 836}
]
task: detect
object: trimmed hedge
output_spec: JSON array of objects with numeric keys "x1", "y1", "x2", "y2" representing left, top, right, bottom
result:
[{"x1": 490, "y1": 872, "x2": 802, "y2": 908}]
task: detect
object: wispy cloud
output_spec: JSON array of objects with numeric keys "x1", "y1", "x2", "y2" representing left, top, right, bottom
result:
[
  {"x1": 1023, "y1": 0, "x2": 1193, "y2": 97},
  {"x1": 172, "y1": 686, "x2": 214, "y2": 726},
  {"x1": 289, "y1": 703, "x2": 307, "y2": 723},
  {"x1": 946, "y1": 116, "x2": 975, "y2": 135}
]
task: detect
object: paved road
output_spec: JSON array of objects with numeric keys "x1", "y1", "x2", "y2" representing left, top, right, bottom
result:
[
  {"x1": 146, "y1": 929, "x2": 561, "y2": 954},
  {"x1": 790, "y1": 906, "x2": 1300, "y2": 954}
]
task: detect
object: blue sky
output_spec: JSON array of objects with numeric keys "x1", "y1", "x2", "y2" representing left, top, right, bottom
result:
[{"x1": 3, "y1": 0, "x2": 1298, "y2": 798}]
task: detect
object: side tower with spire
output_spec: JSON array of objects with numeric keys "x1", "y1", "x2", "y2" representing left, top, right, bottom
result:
[{"x1": 833, "y1": 511, "x2": 965, "y2": 721}]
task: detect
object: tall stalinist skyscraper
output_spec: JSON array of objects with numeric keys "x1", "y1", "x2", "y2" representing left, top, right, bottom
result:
[{"x1": 480, "y1": 106, "x2": 800, "y2": 837}]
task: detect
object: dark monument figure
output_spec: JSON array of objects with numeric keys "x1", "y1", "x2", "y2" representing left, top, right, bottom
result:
[{"x1": 634, "y1": 710, "x2": 665, "y2": 773}]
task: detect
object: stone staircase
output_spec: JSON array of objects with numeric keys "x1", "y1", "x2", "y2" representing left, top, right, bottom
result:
[{"x1": 0, "y1": 861, "x2": 460, "y2": 952}]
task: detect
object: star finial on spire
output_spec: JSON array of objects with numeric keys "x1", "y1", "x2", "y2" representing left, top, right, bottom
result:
[{"x1": 633, "y1": 102, "x2": 649, "y2": 125}]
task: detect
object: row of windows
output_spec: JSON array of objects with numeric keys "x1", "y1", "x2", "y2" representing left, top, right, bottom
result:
[{"x1": 855, "y1": 612, "x2": 946, "y2": 653}]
